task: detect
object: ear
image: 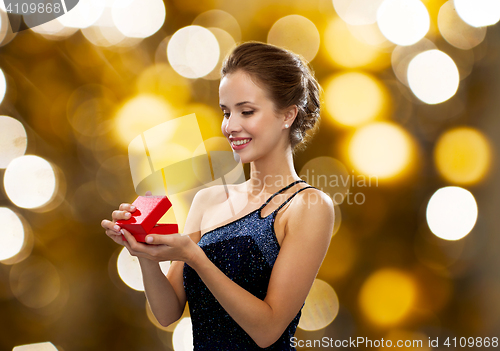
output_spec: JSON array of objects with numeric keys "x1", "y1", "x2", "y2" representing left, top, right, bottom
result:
[{"x1": 283, "y1": 105, "x2": 298, "y2": 129}]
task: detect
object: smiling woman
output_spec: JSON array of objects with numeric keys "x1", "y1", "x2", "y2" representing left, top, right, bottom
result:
[{"x1": 101, "y1": 41, "x2": 334, "y2": 350}]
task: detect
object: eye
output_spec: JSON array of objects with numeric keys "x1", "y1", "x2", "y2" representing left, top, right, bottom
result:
[
  {"x1": 222, "y1": 112, "x2": 230, "y2": 118},
  {"x1": 242, "y1": 110, "x2": 254, "y2": 116}
]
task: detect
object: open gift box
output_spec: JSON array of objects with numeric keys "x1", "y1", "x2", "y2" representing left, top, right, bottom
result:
[{"x1": 116, "y1": 195, "x2": 178, "y2": 243}]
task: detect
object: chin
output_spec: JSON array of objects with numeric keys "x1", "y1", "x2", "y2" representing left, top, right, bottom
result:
[{"x1": 234, "y1": 153, "x2": 252, "y2": 164}]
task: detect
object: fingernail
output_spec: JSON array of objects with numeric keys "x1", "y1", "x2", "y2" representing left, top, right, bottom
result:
[
  {"x1": 114, "y1": 225, "x2": 120, "y2": 231},
  {"x1": 120, "y1": 229, "x2": 125, "y2": 235},
  {"x1": 130, "y1": 205, "x2": 135, "y2": 210},
  {"x1": 145, "y1": 236, "x2": 153, "y2": 243},
  {"x1": 125, "y1": 213, "x2": 131, "y2": 217}
]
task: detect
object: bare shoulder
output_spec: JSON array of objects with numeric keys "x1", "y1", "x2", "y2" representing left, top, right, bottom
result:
[
  {"x1": 294, "y1": 186, "x2": 334, "y2": 211},
  {"x1": 287, "y1": 186, "x2": 335, "y2": 236}
]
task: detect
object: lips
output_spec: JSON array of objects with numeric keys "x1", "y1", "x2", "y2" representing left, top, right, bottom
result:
[{"x1": 230, "y1": 138, "x2": 252, "y2": 150}]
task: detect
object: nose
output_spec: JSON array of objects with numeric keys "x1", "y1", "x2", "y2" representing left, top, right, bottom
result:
[{"x1": 223, "y1": 113, "x2": 241, "y2": 135}]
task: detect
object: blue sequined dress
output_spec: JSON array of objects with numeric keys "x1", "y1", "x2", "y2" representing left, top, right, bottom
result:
[{"x1": 183, "y1": 179, "x2": 315, "y2": 350}]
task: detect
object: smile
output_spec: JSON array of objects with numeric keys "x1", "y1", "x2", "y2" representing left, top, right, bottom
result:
[{"x1": 231, "y1": 138, "x2": 252, "y2": 150}]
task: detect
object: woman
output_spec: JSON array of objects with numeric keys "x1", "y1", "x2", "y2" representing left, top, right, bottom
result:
[{"x1": 101, "y1": 41, "x2": 334, "y2": 350}]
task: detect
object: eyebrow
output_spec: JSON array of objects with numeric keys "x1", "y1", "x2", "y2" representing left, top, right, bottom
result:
[{"x1": 219, "y1": 101, "x2": 254, "y2": 108}]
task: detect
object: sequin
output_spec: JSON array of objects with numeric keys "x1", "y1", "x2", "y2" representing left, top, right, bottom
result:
[{"x1": 183, "y1": 180, "x2": 316, "y2": 350}]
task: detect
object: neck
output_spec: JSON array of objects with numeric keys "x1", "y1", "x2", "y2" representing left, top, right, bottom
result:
[{"x1": 247, "y1": 144, "x2": 301, "y2": 196}]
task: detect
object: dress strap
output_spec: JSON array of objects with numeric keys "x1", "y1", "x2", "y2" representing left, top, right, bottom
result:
[
  {"x1": 273, "y1": 186, "x2": 316, "y2": 214},
  {"x1": 258, "y1": 179, "x2": 306, "y2": 211}
]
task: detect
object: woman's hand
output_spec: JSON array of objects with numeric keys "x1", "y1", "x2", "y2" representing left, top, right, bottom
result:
[
  {"x1": 100, "y1": 191, "x2": 151, "y2": 246},
  {"x1": 120, "y1": 228, "x2": 201, "y2": 266}
]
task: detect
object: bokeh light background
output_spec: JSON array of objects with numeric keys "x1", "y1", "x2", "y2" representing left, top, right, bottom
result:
[{"x1": 1, "y1": 0, "x2": 499, "y2": 350}]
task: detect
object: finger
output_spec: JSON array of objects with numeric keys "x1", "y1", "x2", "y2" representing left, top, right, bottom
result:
[
  {"x1": 102, "y1": 219, "x2": 122, "y2": 233},
  {"x1": 120, "y1": 228, "x2": 136, "y2": 243},
  {"x1": 144, "y1": 233, "x2": 175, "y2": 245},
  {"x1": 105, "y1": 229, "x2": 127, "y2": 246},
  {"x1": 121, "y1": 229, "x2": 159, "y2": 260},
  {"x1": 112, "y1": 210, "x2": 132, "y2": 221},
  {"x1": 121, "y1": 228, "x2": 148, "y2": 251},
  {"x1": 119, "y1": 203, "x2": 136, "y2": 212}
]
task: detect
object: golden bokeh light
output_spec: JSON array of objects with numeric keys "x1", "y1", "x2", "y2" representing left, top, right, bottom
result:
[
  {"x1": 376, "y1": 0, "x2": 430, "y2": 46},
  {"x1": 4, "y1": 155, "x2": 58, "y2": 209},
  {"x1": 438, "y1": 1, "x2": 487, "y2": 50},
  {"x1": 81, "y1": 7, "x2": 128, "y2": 47},
  {"x1": 426, "y1": 186, "x2": 478, "y2": 241},
  {"x1": 434, "y1": 127, "x2": 492, "y2": 184},
  {"x1": 203, "y1": 28, "x2": 236, "y2": 80},
  {"x1": 176, "y1": 104, "x2": 224, "y2": 140},
  {"x1": 323, "y1": 16, "x2": 390, "y2": 70},
  {"x1": 13, "y1": 342, "x2": 59, "y2": 351},
  {"x1": 267, "y1": 15, "x2": 320, "y2": 62},
  {"x1": 414, "y1": 225, "x2": 465, "y2": 271},
  {"x1": 407, "y1": 49, "x2": 460, "y2": 104},
  {"x1": 172, "y1": 317, "x2": 194, "y2": 351},
  {"x1": 0, "y1": 210, "x2": 34, "y2": 266},
  {"x1": 142, "y1": 114, "x2": 208, "y2": 173},
  {"x1": 9, "y1": 255, "x2": 61, "y2": 308},
  {"x1": 0, "y1": 68, "x2": 6, "y2": 104},
  {"x1": 347, "y1": 122, "x2": 414, "y2": 179},
  {"x1": 0, "y1": 116, "x2": 27, "y2": 169},
  {"x1": 29, "y1": 17, "x2": 80, "y2": 40},
  {"x1": 333, "y1": 0, "x2": 385, "y2": 25},
  {"x1": 391, "y1": 38, "x2": 436, "y2": 86},
  {"x1": 69, "y1": 97, "x2": 115, "y2": 137},
  {"x1": 167, "y1": 25, "x2": 220, "y2": 79},
  {"x1": 454, "y1": 0, "x2": 500, "y2": 27},
  {"x1": 66, "y1": 83, "x2": 119, "y2": 137},
  {"x1": 298, "y1": 279, "x2": 339, "y2": 331},
  {"x1": 193, "y1": 9, "x2": 241, "y2": 42},
  {"x1": 112, "y1": 0, "x2": 166, "y2": 38},
  {"x1": 116, "y1": 247, "x2": 144, "y2": 291},
  {"x1": 299, "y1": 156, "x2": 350, "y2": 205},
  {"x1": 0, "y1": 207, "x2": 24, "y2": 261},
  {"x1": 324, "y1": 71, "x2": 389, "y2": 127},
  {"x1": 117, "y1": 247, "x2": 171, "y2": 291},
  {"x1": 114, "y1": 94, "x2": 176, "y2": 147},
  {"x1": 359, "y1": 268, "x2": 417, "y2": 326},
  {"x1": 57, "y1": 0, "x2": 106, "y2": 29},
  {"x1": 318, "y1": 228, "x2": 356, "y2": 281},
  {"x1": 136, "y1": 63, "x2": 192, "y2": 109},
  {"x1": 346, "y1": 22, "x2": 393, "y2": 48},
  {"x1": 0, "y1": 0, "x2": 497, "y2": 347}
]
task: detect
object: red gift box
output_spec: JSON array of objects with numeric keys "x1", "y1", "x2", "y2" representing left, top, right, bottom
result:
[{"x1": 116, "y1": 195, "x2": 178, "y2": 243}]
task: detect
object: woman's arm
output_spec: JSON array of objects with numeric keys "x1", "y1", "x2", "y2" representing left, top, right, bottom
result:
[
  {"x1": 121, "y1": 189, "x2": 208, "y2": 326},
  {"x1": 140, "y1": 188, "x2": 210, "y2": 326},
  {"x1": 187, "y1": 188, "x2": 335, "y2": 348}
]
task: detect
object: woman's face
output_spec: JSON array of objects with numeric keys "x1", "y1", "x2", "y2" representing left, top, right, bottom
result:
[{"x1": 219, "y1": 70, "x2": 287, "y2": 164}]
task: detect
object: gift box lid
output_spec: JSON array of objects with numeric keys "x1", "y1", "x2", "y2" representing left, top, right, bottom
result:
[{"x1": 116, "y1": 196, "x2": 172, "y2": 235}]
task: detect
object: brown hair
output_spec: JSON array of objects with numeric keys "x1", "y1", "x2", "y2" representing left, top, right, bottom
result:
[{"x1": 220, "y1": 41, "x2": 322, "y2": 154}]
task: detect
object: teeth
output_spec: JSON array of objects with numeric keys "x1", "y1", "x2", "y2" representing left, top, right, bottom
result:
[{"x1": 233, "y1": 139, "x2": 251, "y2": 146}]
